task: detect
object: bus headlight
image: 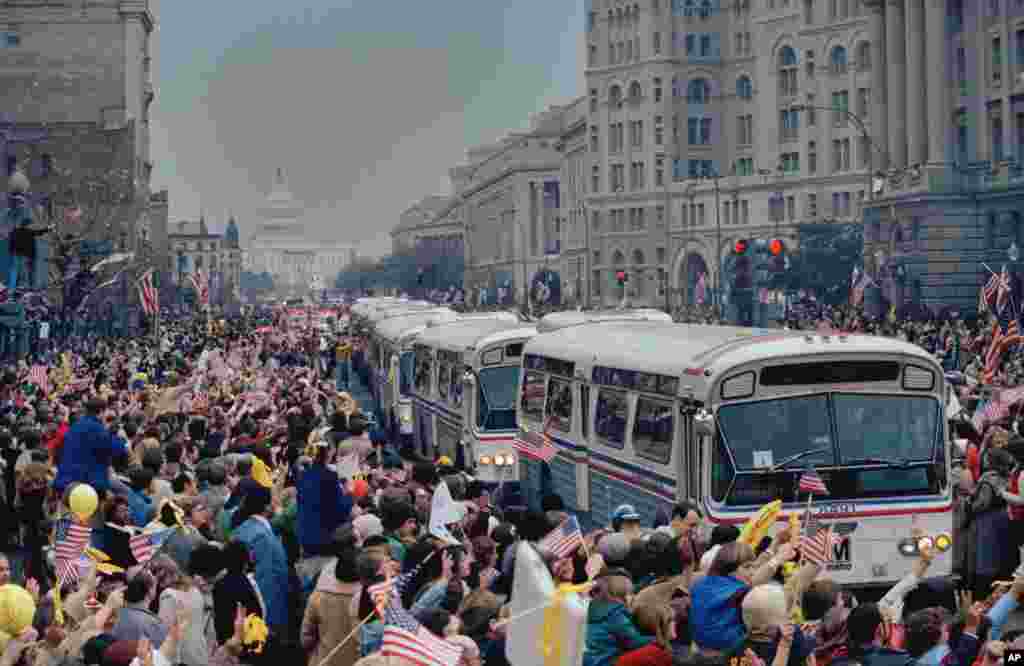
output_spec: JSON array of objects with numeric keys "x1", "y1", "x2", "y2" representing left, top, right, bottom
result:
[
  {"x1": 493, "y1": 455, "x2": 505, "y2": 466},
  {"x1": 503, "y1": 454, "x2": 516, "y2": 466},
  {"x1": 480, "y1": 456, "x2": 493, "y2": 466}
]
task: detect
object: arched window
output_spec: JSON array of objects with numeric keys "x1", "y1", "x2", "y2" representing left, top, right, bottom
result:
[
  {"x1": 629, "y1": 81, "x2": 643, "y2": 101},
  {"x1": 736, "y1": 75, "x2": 753, "y2": 100},
  {"x1": 699, "y1": 0, "x2": 712, "y2": 19},
  {"x1": 609, "y1": 84, "x2": 623, "y2": 108},
  {"x1": 830, "y1": 45, "x2": 848, "y2": 75},
  {"x1": 632, "y1": 249, "x2": 646, "y2": 265},
  {"x1": 687, "y1": 78, "x2": 710, "y2": 104},
  {"x1": 778, "y1": 46, "x2": 798, "y2": 97},
  {"x1": 612, "y1": 250, "x2": 626, "y2": 266},
  {"x1": 684, "y1": 0, "x2": 697, "y2": 16},
  {"x1": 856, "y1": 41, "x2": 870, "y2": 69}
]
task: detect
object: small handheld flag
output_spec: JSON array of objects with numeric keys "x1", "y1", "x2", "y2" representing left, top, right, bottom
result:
[{"x1": 798, "y1": 466, "x2": 829, "y2": 496}]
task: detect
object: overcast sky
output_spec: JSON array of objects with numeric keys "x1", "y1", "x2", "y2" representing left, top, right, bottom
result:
[{"x1": 149, "y1": 0, "x2": 586, "y2": 258}]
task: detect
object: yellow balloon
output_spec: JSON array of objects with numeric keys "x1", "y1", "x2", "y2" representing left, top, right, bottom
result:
[
  {"x1": 0, "y1": 585, "x2": 36, "y2": 639},
  {"x1": 69, "y1": 484, "x2": 99, "y2": 521}
]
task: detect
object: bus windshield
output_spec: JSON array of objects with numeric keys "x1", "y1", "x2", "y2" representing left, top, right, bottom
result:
[
  {"x1": 399, "y1": 352, "x2": 415, "y2": 397},
  {"x1": 714, "y1": 393, "x2": 943, "y2": 506},
  {"x1": 478, "y1": 366, "x2": 520, "y2": 431}
]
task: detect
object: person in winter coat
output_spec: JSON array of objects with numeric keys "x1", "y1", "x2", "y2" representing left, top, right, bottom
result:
[
  {"x1": 615, "y1": 604, "x2": 675, "y2": 666},
  {"x1": 231, "y1": 487, "x2": 289, "y2": 636},
  {"x1": 301, "y1": 546, "x2": 360, "y2": 666},
  {"x1": 582, "y1": 570, "x2": 653, "y2": 666},
  {"x1": 54, "y1": 399, "x2": 128, "y2": 495},
  {"x1": 212, "y1": 541, "x2": 265, "y2": 646},
  {"x1": 297, "y1": 442, "x2": 354, "y2": 557}
]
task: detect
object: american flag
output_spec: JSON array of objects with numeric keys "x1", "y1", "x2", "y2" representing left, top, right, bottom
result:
[
  {"x1": 695, "y1": 272, "x2": 707, "y2": 305},
  {"x1": 984, "y1": 319, "x2": 1010, "y2": 385},
  {"x1": 191, "y1": 391, "x2": 209, "y2": 413},
  {"x1": 189, "y1": 270, "x2": 209, "y2": 307},
  {"x1": 537, "y1": 515, "x2": 584, "y2": 559},
  {"x1": 380, "y1": 592, "x2": 462, "y2": 666},
  {"x1": 797, "y1": 466, "x2": 829, "y2": 495},
  {"x1": 137, "y1": 269, "x2": 159, "y2": 316},
  {"x1": 983, "y1": 271, "x2": 1001, "y2": 312},
  {"x1": 800, "y1": 520, "x2": 839, "y2": 567},
  {"x1": 54, "y1": 518, "x2": 92, "y2": 584},
  {"x1": 997, "y1": 265, "x2": 1013, "y2": 314},
  {"x1": 129, "y1": 527, "x2": 174, "y2": 564},
  {"x1": 512, "y1": 416, "x2": 558, "y2": 463},
  {"x1": 28, "y1": 364, "x2": 48, "y2": 394}
]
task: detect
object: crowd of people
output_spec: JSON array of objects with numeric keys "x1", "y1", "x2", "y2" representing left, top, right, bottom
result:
[{"x1": 0, "y1": 305, "x2": 1011, "y2": 666}]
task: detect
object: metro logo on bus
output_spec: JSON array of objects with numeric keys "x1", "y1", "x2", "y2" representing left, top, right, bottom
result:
[{"x1": 823, "y1": 522, "x2": 858, "y2": 570}]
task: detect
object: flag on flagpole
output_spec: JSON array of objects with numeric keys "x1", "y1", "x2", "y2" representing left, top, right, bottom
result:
[
  {"x1": 537, "y1": 515, "x2": 584, "y2": 559},
  {"x1": 997, "y1": 265, "x2": 1012, "y2": 314},
  {"x1": 695, "y1": 272, "x2": 707, "y2": 305},
  {"x1": 137, "y1": 269, "x2": 159, "y2": 316},
  {"x1": 798, "y1": 466, "x2": 829, "y2": 495},
  {"x1": 800, "y1": 521, "x2": 838, "y2": 566},
  {"x1": 54, "y1": 518, "x2": 92, "y2": 584},
  {"x1": 129, "y1": 527, "x2": 174, "y2": 564},
  {"x1": 982, "y1": 270, "x2": 1000, "y2": 313}
]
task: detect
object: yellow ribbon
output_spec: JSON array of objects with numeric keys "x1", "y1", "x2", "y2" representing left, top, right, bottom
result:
[{"x1": 539, "y1": 582, "x2": 591, "y2": 666}]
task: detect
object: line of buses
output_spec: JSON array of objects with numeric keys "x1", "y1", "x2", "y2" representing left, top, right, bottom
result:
[{"x1": 347, "y1": 296, "x2": 955, "y2": 590}]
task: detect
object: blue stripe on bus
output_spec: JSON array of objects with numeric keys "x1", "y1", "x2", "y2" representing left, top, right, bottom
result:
[{"x1": 411, "y1": 395, "x2": 462, "y2": 421}]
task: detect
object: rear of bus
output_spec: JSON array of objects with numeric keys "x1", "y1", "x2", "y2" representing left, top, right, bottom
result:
[{"x1": 704, "y1": 335, "x2": 952, "y2": 590}]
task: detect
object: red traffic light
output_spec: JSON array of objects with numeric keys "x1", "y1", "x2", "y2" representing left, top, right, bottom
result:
[
  {"x1": 616, "y1": 270, "x2": 627, "y2": 283},
  {"x1": 734, "y1": 240, "x2": 748, "y2": 255},
  {"x1": 770, "y1": 239, "x2": 785, "y2": 255}
]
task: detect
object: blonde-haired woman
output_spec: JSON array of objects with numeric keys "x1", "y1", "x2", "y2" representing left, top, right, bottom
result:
[
  {"x1": 742, "y1": 583, "x2": 814, "y2": 666},
  {"x1": 157, "y1": 557, "x2": 211, "y2": 666},
  {"x1": 614, "y1": 604, "x2": 675, "y2": 666}
]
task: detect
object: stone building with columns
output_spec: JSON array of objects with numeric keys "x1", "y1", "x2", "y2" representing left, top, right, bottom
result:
[
  {"x1": 583, "y1": 0, "x2": 880, "y2": 310},
  {"x1": 860, "y1": 0, "x2": 1024, "y2": 315}
]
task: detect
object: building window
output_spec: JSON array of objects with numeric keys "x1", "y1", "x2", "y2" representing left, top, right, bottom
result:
[
  {"x1": 590, "y1": 88, "x2": 598, "y2": 112},
  {"x1": 592, "y1": 166, "x2": 601, "y2": 192},
  {"x1": 685, "y1": 34, "x2": 695, "y2": 55},
  {"x1": 857, "y1": 87, "x2": 870, "y2": 119},
  {"x1": 654, "y1": 77, "x2": 663, "y2": 102},
  {"x1": 830, "y1": 46, "x2": 848, "y2": 75},
  {"x1": 804, "y1": 0, "x2": 814, "y2": 22},
  {"x1": 956, "y1": 110, "x2": 968, "y2": 163},
  {"x1": 656, "y1": 157, "x2": 665, "y2": 185},
  {"x1": 654, "y1": 116, "x2": 664, "y2": 145},
  {"x1": 735, "y1": 157, "x2": 754, "y2": 176},
  {"x1": 808, "y1": 140, "x2": 818, "y2": 173},
  {"x1": 588, "y1": 10, "x2": 596, "y2": 30},
  {"x1": 807, "y1": 193, "x2": 818, "y2": 218},
  {"x1": 590, "y1": 125, "x2": 599, "y2": 152},
  {"x1": 859, "y1": 135, "x2": 870, "y2": 168},
  {"x1": 610, "y1": 85, "x2": 623, "y2": 108},
  {"x1": 1017, "y1": 30, "x2": 1024, "y2": 77},
  {"x1": 724, "y1": 202, "x2": 731, "y2": 225},
  {"x1": 689, "y1": 117, "x2": 712, "y2": 144},
  {"x1": 687, "y1": 78, "x2": 710, "y2": 103},
  {"x1": 742, "y1": 200, "x2": 750, "y2": 224},
  {"x1": 778, "y1": 46, "x2": 798, "y2": 97},
  {"x1": 856, "y1": 41, "x2": 871, "y2": 69},
  {"x1": 592, "y1": 211, "x2": 602, "y2": 232},
  {"x1": 3, "y1": 32, "x2": 20, "y2": 47},
  {"x1": 993, "y1": 36, "x2": 1003, "y2": 84},
  {"x1": 957, "y1": 47, "x2": 967, "y2": 96},
  {"x1": 631, "y1": 120, "x2": 644, "y2": 147},
  {"x1": 700, "y1": 34, "x2": 711, "y2": 56},
  {"x1": 653, "y1": 31, "x2": 662, "y2": 54},
  {"x1": 672, "y1": 76, "x2": 682, "y2": 98},
  {"x1": 629, "y1": 81, "x2": 643, "y2": 102},
  {"x1": 736, "y1": 75, "x2": 753, "y2": 100},
  {"x1": 781, "y1": 151, "x2": 800, "y2": 173},
  {"x1": 737, "y1": 114, "x2": 753, "y2": 145},
  {"x1": 992, "y1": 105, "x2": 1005, "y2": 162},
  {"x1": 831, "y1": 90, "x2": 850, "y2": 126},
  {"x1": 786, "y1": 195, "x2": 796, "y2": 220},
  {"x1": 588, "y1": 44, "x2": 597, "y2": 66},
  {"x1": 780, "y1": 109, "x2": 799, "y2": 141}
]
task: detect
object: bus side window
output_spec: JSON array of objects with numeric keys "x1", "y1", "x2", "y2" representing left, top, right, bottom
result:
[
  {"x1": 580, "y1": 385, "x2": 590, "y2": 441},
  {"x1": 545, "y1": 377, "x2": 573, "y2": 433},
  {"x1": 688, "y1": 434, "x2": 702, "y2": 501}
]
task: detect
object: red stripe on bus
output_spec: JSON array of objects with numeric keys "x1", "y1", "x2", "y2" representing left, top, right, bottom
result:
[{"x1": 706, "y1": 503, "x2": 953, "y2": 524}]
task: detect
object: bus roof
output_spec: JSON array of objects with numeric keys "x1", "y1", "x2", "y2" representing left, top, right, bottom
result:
[
  {"x1": 366, "y1": 304, "x2": 446, "y2": 324},
  {"x1": 525, "y1": 322, "x2": 942, "y2": 396},
  {"x1": 414, "y1": 319, "x2": 537, "y2": 354},
  {"x1": 373, "y1": 309, "x2": 460, "y2": 342},
  {"x1": 535, "y1": 308, "x2": 672, "y2": 334}
]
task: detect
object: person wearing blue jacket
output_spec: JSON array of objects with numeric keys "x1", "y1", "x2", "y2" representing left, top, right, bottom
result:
[
  {"x1": 54, "y1": 399, "x2": 128, "y2": 496},
  {"x1": 296, "y1": 441, "x2": 353, "y2": 557},
  {"x1": 583, "y1": 569, "x2": 653, "y2": 666}
]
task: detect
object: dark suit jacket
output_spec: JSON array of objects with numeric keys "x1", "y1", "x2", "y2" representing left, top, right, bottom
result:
[{"x1": 212, "y1": 572, "x2": 264, "y2": 645}]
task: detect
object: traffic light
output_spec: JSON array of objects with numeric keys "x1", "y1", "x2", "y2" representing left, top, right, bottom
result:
[
  {"x1": 734, "y1": 239, "x2": 748, "y2": 255},
  {"x1": 616, "y1": 270, "x2": 628, "y2": 286},
  {"x1": 769, "y1": 239, "x2": 787, "y2": 272}
]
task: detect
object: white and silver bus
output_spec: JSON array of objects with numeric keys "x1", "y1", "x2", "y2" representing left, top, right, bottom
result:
[
  {"x1": 370, "y1": 311, "x2": 520, "y2": 446},
  {"x1": 516, "y1": 322, "x2": 952, "y2": 589},
  {"x1": 411, "y1": 319, "x2": 538, "y2": 490},
  {"x1": 535, "y1": 308, "x2": 673, "y2": 333}
]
